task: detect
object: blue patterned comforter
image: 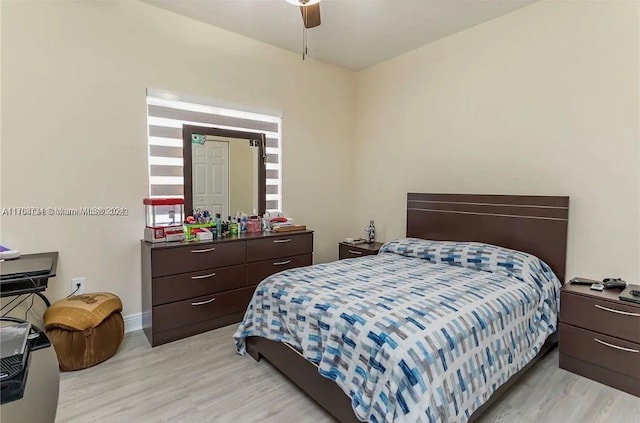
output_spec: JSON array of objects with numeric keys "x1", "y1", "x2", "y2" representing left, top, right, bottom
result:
[{"x1": 234, "y1": 239, "x2": 561, "y2": 422}]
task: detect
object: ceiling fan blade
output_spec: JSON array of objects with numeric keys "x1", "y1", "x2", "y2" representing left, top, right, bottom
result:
[{"x1": 300, "y1": 4, "x2": 321, "y2": 29}]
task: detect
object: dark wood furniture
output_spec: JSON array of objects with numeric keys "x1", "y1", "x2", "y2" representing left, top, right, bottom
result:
[
  {"x1": 406, "y1": 193, "x2": 569, "y2": 281},
  {"x1": 0, "y1": 252, "x2": 58, "y2": 311},
  {"x1": 182, "y1": 125, "x2": 267, "y2": 216},
  {"x1": 141, "y1": 231, "x2": 313, "y2": 347},
  {"x1": 559, "y1": 283, "x2": 640, "y2": 397},
  {"x1": 0, "y1": 251, "x2": 58, "y2": 307},
  {"x1": 246, "y1": 193, "x2": 569, "y2": 423},
  {"x1": 0, "y1": 324, "x2": 59, "y2": 421},
  {"x1": 338, "y1": 241, "x2": 384, "y2": 260}
]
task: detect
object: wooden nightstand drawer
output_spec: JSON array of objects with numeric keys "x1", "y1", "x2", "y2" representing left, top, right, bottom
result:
[
  {"x1": 560, "y1": 291, "x2": 640, "y2": 343},
  {"x1": 559, "y1": 282, "x2": 640, "y2": 396},
  {"x1": 338, "y1": 242, "x2": 384, "y2": 260},
  {"x1": 559, "y1": 323, "x2": 640, "y2": 380}
]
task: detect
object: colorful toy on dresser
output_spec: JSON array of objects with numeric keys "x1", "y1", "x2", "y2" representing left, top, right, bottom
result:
[
  {"x1": 184, "y1": 209, "x2": 216, "y2": 241},
  {"x1": 143, "y1": 198, "x2": 186, "y2": 243}
]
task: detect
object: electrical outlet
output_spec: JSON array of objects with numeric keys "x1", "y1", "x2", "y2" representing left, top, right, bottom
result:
[{"x1": 71, "y1": 277, "x2": 86, "y2": 295}]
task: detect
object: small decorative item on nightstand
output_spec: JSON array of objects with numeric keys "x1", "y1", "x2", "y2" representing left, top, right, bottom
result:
[
  {"x1": 559, "y1": 280, "x2": 640, "y2": 397},
  {"x1": 365, "y1": 220, "x2": 376, "y2": 244},
  {"x1": 338, "y1": 241, "x2": 384, "y2": 260}
]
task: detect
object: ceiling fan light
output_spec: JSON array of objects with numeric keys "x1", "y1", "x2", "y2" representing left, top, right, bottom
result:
[{"x1": 286, "y1": 0, "x2": 321, "y2": 6}]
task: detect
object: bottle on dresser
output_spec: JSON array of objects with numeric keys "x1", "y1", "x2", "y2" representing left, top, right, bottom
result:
[
  {"x1": 230, "y1": 215, "x2": 238, "y2": 235},
  {"x1": 215, "y1": 213, "x2": 221, "y2": 238},
  {"x1": 240, "y1": 213, "x2": 247, "y2": 234}
]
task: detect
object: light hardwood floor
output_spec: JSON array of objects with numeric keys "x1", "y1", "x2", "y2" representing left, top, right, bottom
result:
[{"x1": 57, "y1": 325, "x2": 640, "y2": 423}]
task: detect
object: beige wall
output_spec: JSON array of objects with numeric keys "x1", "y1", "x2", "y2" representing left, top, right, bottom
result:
[
  {"x1": 0, "y1": 0, "x2": 356, "y2": 317},
  {"x1": 353, "y1": 0, "x2": 640, "y2": 282},
  {"x1": 2, "y1": 0, "x2": 638, "y2": 322}
]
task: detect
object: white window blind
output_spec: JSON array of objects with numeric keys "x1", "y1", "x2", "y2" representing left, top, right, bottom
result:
[{"x1": 146, "y1": 90, "x2": 282, "y2": 212}]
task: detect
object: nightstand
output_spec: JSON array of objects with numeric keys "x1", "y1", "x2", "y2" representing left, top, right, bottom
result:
[
  {"x1": 559, "y1": 282, "x2": 640, "y2": 397},
  {"x1": 338, "y1": 241, "x2": 384, "y2": 260}
]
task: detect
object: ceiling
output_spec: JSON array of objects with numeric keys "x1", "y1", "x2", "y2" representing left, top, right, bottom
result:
[{"x1": 142, "y1": 0, "x2": 536, "y2": 70}]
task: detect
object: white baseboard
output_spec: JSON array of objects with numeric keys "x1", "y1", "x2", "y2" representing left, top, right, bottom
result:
[{"x1": 123, "y1": 312, "x2": 142, "y2": 333}]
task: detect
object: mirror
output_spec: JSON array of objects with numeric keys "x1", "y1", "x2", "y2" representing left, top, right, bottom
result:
[{"x1": 183, "y1": 125, "x2": 266, "y2": 218}]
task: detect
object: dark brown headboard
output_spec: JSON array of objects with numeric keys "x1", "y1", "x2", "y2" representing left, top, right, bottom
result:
[{"x1": 406, "y1": 193, "x2": 569, "y2": 282}]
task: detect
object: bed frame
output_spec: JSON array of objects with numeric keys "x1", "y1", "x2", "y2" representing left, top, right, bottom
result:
[{"x1": 246, "y1": 193, "x2": 570, "y2": 422}]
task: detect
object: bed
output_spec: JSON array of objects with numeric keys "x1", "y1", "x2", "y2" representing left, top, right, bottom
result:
[{"x1": 234, "y1": 193, "x2": 569, "y2": 422}]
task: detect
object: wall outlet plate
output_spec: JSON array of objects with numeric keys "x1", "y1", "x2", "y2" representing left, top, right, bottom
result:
[{"x1": 71, "y1": 277, "x2": 86, "y2": 295}]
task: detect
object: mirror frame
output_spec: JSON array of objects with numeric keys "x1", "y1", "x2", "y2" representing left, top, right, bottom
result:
[{"x1": 182, "y1": 124, "x2": 267, "y2": 217}]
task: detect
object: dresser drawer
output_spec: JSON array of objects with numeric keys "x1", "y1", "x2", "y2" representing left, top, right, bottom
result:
[
  {"x1": 560, "y1": 291, "x2": 640, "y2": 343},
  {"x1": 246, "y1": 233, "x2": 313, "y2": 262},
  {"x1": 559, "y1": 323, "x2": 640, "y2": 380},
  {"x1": 246, "y1": 254, "x2": 313, "y2": 286},
  {"x1": 152, "y1": 288, "x2": 245, "y2": 332},
  {"x1": 152, "y1": 264, "x2": 245, "y2": 305},
  {"x1": 339, "y1": 244, "x2": 378, "y2": 260},
  {"x1": 151, "y1": 241, "x2": 246, "y2": 277},
  {"x1": 246, "y1": 285, "x2": 259, "y2": 305}
]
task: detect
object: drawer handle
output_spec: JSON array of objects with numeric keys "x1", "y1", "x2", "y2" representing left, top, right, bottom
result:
[
  {"x1": 191, "y1": 247, "x2": 216, "y2": 253},
  {"x1": 273, "y1": 260, "x2": 292, "y2": 266},
  {"x1": 348, "y1": 250, "x2": 363, "y2": 255},
  {"x1": 273, "y1": 239, "x2": 292, "y2": 244},
  {"x1": 595, "y1": 304, "x2": 640, "y2": 317},
  {"x1": 191, "y1": 297, "x2": 216, "y2": 306},
  {"x1": 594, "y1": 338, "x2": 639, "y2": 353},
  {"x1": 191, "y1": 272, "x2": 216, "y2": 280}
]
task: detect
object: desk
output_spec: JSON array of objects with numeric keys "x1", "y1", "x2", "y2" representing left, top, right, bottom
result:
[
  {"x1": 0, "y1": 252, "x2": 58, "y2": 311},
  {"x1": 0, "y1": 328, "x2": 59, "y2": 422}
]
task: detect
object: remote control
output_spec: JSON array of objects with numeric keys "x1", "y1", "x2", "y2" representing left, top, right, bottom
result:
[{"x1": 570, "y1": 277, "x2": 598, "y2": 285}]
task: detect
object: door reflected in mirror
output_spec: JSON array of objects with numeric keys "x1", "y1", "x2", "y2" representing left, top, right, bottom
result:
[{"x1": 191, "y1": 135, "x2": 259, "y2": 219}]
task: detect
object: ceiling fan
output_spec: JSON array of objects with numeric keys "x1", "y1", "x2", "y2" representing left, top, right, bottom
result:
[
  {"x1": 286, "y1": 0, "x2": 321, "y2": 29},
  {"x1": 286, "y1": 0, "x2": 322, "y2": 59}
]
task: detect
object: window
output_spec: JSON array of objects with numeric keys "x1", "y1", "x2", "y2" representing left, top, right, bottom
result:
[{"x1": 146, "y1": 89, "x2": 282, "y2": 212}]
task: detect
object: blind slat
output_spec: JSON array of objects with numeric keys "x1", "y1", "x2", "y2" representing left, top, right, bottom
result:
[
  {"x1": 148, "y1": 105, "x2": 278, "y2": 133},
  {"x1": 149, "y1": 145, "x2": 183, "y2": 158},
  {"x1": 149, "y1": 125, "x2": 182, "y2": 139},
  {"x1": 150, "y1": 165, "x2": 183, "y2": 177},
  {"x1": 150, "y1": 185, "x2": 184, "y2": 196}
]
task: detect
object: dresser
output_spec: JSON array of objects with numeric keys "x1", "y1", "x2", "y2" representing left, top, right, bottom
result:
[
  {"x1": 559, "y1": 283, "x2": 640, "y2": 396},
  {"x1": 338, "y1": 241, "x2": 384, "y2": 260},
  {"x1": 141, "y1": 231, "x2": 313, "y2": 346}
]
